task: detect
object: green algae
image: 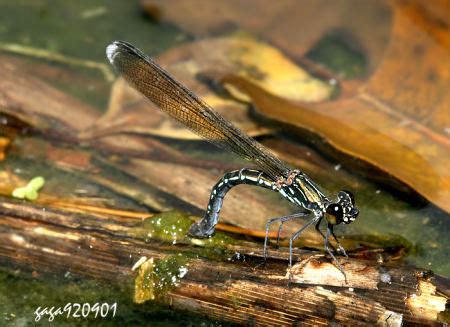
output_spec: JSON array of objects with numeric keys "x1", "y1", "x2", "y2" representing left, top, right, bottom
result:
[
  {"x1": 134, "y1": 255, "x2": 189, "y2": 303},
  {"x1": 132, "y1": 210, "x2": 238, "y2": 250},
  {"x1": 136, "y1": 211, "x2": 193, "y2": 245}
]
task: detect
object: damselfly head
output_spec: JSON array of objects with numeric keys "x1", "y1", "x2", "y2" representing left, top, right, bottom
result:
[{"x1": 325, "y1": 190, "x2": 358, "y2": 225}]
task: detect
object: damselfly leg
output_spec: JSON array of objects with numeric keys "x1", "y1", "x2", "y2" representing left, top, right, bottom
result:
[
  {"x1": 325, "y1": 223, "x2": 347, "y2": 281},
  {"x1": 275, "y1": 212, "x2": 310, "y2": 248},
  {"x1": 329, "y1": 224, "x2": 348, "y2": 257},
  {"x1": 315, "y1": 219, "x2": 348, "y2": 257},
  {"x1": 263, "y1": 212, "x2": 308, "y2": 262},
  {"x1": 288, "y1": 216, "x2": 321, "y2": 268},
  {"x1": 264, "y1": 212, "x2": 348, "y2": 279}
]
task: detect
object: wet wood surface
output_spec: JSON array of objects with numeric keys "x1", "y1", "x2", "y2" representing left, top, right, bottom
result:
[{"x1": 0, "y1": 197, "x2": 447, "y2": 326}]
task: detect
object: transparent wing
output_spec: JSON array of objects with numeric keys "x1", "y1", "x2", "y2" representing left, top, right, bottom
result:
[{"x1": 106, "y1": 41, "x2": 291, "y2": 180}]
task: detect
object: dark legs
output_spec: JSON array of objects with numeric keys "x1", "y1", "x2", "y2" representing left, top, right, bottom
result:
[
  {"x1": 288, "y1": 216, "x2": 321, "y2": 267},
  {"x1": 324, "y1": 224, "x2": 347, "y2": 281},
  {"x1": 264, "y1": 213, "x2": 348, "y2": 280},
  {"x1": 263, "y1": 212, "x2": 308, "y2": 261},
  {"x1": 329, "y1": 225, "x2": 348, "y2": 257},
  {"x1": 315, "y1": 218, "x2": 347, "y2": 280},
  {"x1": 264, "y1": 213, "x2": 348, "y2": 279},
  {"x1": 315, "y1": 218, "x2": 347, "y2": 256}
]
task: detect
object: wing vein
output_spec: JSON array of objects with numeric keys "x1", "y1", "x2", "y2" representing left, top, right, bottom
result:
[{"x1": 107, "y1": 41, "x2": 292, "y2": 180}]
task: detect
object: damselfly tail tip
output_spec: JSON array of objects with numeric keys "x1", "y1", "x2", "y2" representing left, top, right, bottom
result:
[
  {"x1": 188, "y1": 221, "x2": 215, "y2": 239},
  {"x1": 106, "y1": 41, "x2": 120, "y2": 64}
]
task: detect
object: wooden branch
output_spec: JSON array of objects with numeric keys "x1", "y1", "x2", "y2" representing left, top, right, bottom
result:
[{"x1": 0, "y1": 197, "x2": 447, "y2": 326}]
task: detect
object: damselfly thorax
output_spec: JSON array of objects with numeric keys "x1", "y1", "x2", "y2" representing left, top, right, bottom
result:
[{"x1": 106, "y1": 41, "x2": 359, "y2": 279}]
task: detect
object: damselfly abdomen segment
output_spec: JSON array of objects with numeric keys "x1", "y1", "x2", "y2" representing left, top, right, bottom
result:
[
  {"x1": 106, "y1": 41, "x2": 359, "y2": 278},
  {"x1": 189, "y1": 168, "x2": 275, "y2": 237}
]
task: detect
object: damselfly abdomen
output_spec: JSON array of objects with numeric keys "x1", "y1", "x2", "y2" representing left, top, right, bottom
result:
[{"x1": 106, "y1": 41, "x2": 359, "y2": 277}]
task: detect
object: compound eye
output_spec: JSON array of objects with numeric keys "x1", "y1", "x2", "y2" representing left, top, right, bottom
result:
[{"x1": 326, "y1": 203, "x2": 343, "y2": 222}]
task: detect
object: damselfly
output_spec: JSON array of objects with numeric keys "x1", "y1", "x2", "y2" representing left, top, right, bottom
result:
[{"x1": 106, "y1": 41, "x2": 359, "y2": 277}]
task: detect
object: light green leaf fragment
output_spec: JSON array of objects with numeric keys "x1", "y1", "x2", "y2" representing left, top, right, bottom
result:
[
  {"x1": 12, "y1": 187, "x2": 27, "y2": 199},
  {"x1": 25, "y1": 189, "x2": 38, "y2": 201},
  {"x1": 12, "y1": 176, "x2": 45, "y2": 201},
  {"x1": 27, "y1": 176, "x2": 45, "y2": 191}
]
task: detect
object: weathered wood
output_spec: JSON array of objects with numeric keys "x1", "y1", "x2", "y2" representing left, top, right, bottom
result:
[{"x1": 0, "y1": 197, "x2": 447, "y2": 326}]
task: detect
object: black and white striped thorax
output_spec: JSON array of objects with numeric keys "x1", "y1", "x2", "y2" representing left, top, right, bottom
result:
[{"x1": 278, "y1": 175, "x2": 327, "y2": 211}]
